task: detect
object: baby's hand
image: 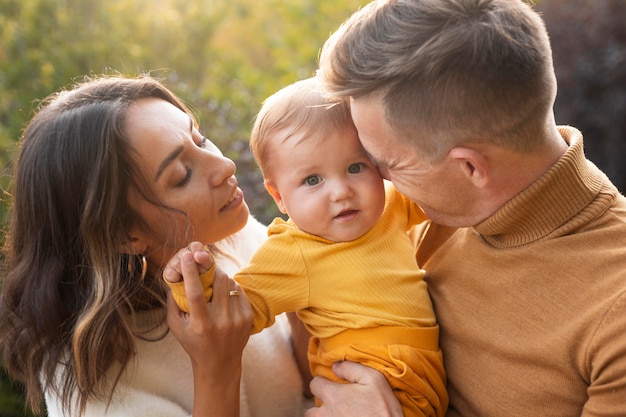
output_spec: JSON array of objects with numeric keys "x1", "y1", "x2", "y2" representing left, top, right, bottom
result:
[
  {"x1": 163, "y1": 241, "x2": 214, "y2": 283},
  {"x1": 163, "y1": 241, "x2": 216, "y2": 312}
]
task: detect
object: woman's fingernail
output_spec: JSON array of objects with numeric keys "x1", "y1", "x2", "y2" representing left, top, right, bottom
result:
[{"x1": 183, "y1": 252, "x2": 194, "y2": 264}]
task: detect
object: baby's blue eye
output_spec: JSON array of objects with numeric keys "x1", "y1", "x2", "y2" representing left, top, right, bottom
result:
[
  {"x1": 198, "y1": 136, "x2": 208, "y2": 148},
  {"x1": 304, "y1": 175, "x2": 321, "y2": 186},
  {"x1": 348, "y1": 163, "x2": 364, "y2": 174}
]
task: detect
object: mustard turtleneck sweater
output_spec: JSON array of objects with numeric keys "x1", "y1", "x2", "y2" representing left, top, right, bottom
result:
[{"x1": 417, "y1": 126, "x2": 626, "y2": 416}]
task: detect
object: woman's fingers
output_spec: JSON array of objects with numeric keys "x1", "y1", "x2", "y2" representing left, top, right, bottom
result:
[
  {"x1": 212, "y1": 269, "x2": 252, "y2": 320},
  {"x1": 231, "y1": 282, "x2": 253, "y2": 325},
  {"x1": 162, "y1": 245, "x2": 190, "y2": 283},
  {"x1": 166, "y1": 244, "x2": 253, "y2": 366},
  {"x1": 180, "y1": 251, "x2": 209, "y2": 319}
]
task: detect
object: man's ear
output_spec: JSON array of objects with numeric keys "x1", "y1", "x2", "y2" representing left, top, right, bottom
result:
[
  {"x1": 448, "y1": 146, "x2": 490, "y2": 188},
  {"x1": 264, "y1": 179, "x2": 288, "y2": 214}
]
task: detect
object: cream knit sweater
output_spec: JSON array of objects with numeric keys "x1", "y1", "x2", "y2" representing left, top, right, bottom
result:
[{"x1": 45, "y1": 216, "x2": 312, "y2": 417}]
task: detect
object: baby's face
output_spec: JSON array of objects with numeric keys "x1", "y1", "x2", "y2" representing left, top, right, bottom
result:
[{"x1": 267, "y1": 127, "x2": 385, "y2": 242}]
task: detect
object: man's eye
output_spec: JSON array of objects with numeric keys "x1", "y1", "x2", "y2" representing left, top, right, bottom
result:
[
  {"x1": 348, "y1": 163, "x2": 364, "y2": 174},
  {"x1": 304, "y1": 175, "x2": 321, "y2": 186}
]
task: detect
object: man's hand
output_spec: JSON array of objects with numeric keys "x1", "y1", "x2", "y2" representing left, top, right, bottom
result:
[{"x1": 305, "y1": 361, "x2": 403, "y2": 417}]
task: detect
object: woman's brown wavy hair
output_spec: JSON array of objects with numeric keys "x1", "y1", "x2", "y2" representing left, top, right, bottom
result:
[{"x1": 0, "y1": 76, "x2": 194, "y2": 415}]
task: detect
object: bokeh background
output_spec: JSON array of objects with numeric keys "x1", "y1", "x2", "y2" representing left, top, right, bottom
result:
[{"x1": 1, "y1": 0, "x2": 624, "y2": 415}]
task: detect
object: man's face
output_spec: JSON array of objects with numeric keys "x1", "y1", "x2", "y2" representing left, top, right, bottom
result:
[{"x1": 349, "y1": 94, "x2": 465, "y2": 226}]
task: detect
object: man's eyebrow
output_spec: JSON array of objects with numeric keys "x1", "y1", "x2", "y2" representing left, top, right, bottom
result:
[{"x1": 155, "y1": 144, "x2": 184, "y2": 181}]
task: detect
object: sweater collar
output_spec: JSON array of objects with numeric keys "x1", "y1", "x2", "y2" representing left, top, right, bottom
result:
[{"x1": 474, "y1": 126, "x2": 614, "y2": 248}]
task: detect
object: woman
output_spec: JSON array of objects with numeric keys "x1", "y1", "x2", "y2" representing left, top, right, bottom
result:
[{"x1": 0, "y1": 76, "x2": 312, "y2": 417}]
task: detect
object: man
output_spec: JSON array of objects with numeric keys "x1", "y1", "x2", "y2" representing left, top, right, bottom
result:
[{"x1": 309, "y1": 0, "x2": 626, "y2": 416}]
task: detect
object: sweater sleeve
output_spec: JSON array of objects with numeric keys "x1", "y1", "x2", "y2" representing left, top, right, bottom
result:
[
  {"x1": 165, "y1": 263, "x2": 216, "y2": 313},
  {"x1": 582, "y1": 290, "x2": 626, "y2": 416},
  {"x1": 45, "y1": 386, "x2": 192, "y2": 417},
  {"x1": 235, "y1": 222, "x2": 311, "y2": 334}
]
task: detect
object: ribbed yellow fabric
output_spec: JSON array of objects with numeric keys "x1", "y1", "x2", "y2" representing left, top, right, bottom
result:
[
  {"x1": 166, "y1": 185, "x2": 437, "y2": 337},
  {"x1": 319, "y1": 324, "x2": 439, "y2": 352},
  {"x1": 240, "y1": 184, "x2": 447, "y2": 416},
  {"x1": 237, "y1": 184, "x2": 435, "y2": 338},
  {"x1": 165, "y1": 263, "x2": 215, "y2": 313},
  {"x1": 167, "y1": 183, "x2": 447, "y2": 416},
  {"x1": 309, "y1": 328, "x2": 447, "y2": 417}
]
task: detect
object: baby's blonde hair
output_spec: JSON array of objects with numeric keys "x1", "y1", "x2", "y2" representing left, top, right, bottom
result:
[{"x1": 250, "y1": 77, "x2": 356, "y2": 180}]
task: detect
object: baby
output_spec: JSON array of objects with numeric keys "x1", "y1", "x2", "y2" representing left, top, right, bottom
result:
[{"x1": 165, "y1": 77, "x2": 447, "y2": 417}]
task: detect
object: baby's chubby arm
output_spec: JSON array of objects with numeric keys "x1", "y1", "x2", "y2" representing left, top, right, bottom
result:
[{"x1": 163, "y1": 241, "x2": 217, "y2": 313}]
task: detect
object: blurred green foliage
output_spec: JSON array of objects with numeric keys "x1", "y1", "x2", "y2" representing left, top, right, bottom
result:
[
  {"x1": 0, "y1": 0, "x2": 365, "y2": 414},
  {"x1": 0, "y1": 369, "x2": 40, "y2": 417},
  {"x1": 0, "y1": 0, "x2": 367, "y2": 226},
  {"x1": 2, "y1": 0, "x2": 625, "y2": 415}
]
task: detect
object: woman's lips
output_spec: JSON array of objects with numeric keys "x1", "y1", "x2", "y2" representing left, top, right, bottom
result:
[{"x1": 221, "y1": 188, "x2": 243, "y2": 211}]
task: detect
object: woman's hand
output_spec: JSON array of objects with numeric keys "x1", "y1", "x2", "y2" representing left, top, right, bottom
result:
[
  {"x1": 167, "y1": 248, "x2": 253, "y2": 417},
  {"x1": 305, "y1": 361, "x2": 404, "y2": 417}
]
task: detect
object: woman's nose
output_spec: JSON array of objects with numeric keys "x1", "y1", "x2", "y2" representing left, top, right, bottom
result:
[{"x1": 209, "y1": 154, "x2": 237, "y2": 186}]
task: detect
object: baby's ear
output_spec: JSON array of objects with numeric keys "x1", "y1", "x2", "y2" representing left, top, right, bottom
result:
[{"x1": 264, "y1": 179, "x2": 288, "y2": 214}]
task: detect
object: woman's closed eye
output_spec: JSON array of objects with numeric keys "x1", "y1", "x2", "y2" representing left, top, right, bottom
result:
[
  {"x1": 177, "y1": 136, "x2": 218, "y2": 187},
  {"x1": 176, "y1": 167, "x2": 192, "y2": 187}
]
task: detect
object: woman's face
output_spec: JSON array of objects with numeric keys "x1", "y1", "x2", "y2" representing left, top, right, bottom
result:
[{"x1": 124, "y1": 98, "x2": 249, "y2": 267}]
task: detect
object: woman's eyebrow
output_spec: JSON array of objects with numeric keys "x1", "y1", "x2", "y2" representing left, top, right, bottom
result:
[
  {"x1": 155, "y1": 145, "x2": 184, "y2": 181},
  {"x1": 154, "y1": 113, "x2": 195, "y2": 182},
  {"x1": 154, "y1": 113, "x2": 194, "y2": 182}
]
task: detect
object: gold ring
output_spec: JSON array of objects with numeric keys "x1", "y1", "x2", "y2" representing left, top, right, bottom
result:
[{"x1": 229, "y1": 290, "x2": 239, "y2": 297}]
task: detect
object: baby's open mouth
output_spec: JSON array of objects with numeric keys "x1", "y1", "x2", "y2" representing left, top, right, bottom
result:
[{"x1": 335, "y1": 209, "x2": 358, "y2": 219}]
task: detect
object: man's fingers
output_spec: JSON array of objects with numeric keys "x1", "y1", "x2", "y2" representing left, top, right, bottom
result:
[{"x1": 333, "y1": 361, "x2": 389, "y2": 386}]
